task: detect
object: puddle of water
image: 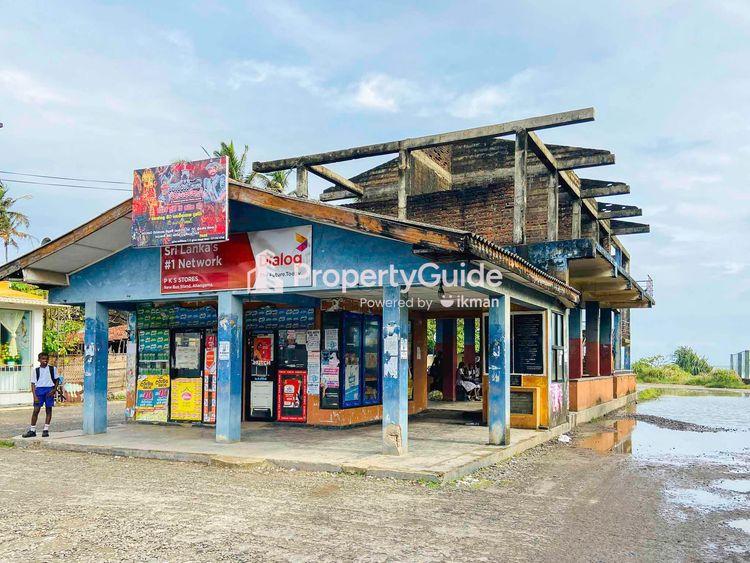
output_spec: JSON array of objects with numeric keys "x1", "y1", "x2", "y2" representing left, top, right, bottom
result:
[
  {"x1": 714, "y1": 479, "x2": 750, "y2": 493},
  {"x1": 727, "y1": 519, "x2": 750, "y2": 534},
  {"x1": 666, "y1": 488, "x2": 740, "y2": 511},
  {"x1": 574, "y1": 394, "x2": 750, "y2": 465}
]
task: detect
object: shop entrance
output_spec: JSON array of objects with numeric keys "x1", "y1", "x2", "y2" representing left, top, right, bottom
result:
[
  {"x1": 243, "y1": 306, "x2": 315, "y2": 424},
  {"x1": 134, "y1": 304, "x2": 218, "y2": 425}
]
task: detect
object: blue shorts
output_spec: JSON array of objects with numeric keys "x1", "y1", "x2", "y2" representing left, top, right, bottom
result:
[{"x1": 34, "y1": 387, "x2": 55, "y2": 408}]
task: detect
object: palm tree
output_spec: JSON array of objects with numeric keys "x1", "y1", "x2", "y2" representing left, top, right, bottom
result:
[
  {"x1": 265, "y1": 170, "x2": 291, "y2": 193},
  {"x1": 0, "y1": 183, "x2": 32, "y2": 263},
  {"x1": 204, "y1": 141, "x2": 290, "y2": 193}
]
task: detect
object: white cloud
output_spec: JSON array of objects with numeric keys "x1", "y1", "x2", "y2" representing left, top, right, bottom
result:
[
  {"x1": 346, "y1": 73, "x2": 416, "y2": 112},
  {"x1": 0, "y1": 69, "x2": 68, "y2": 105},
  {"x1": 227, "y1": 60, "x2": 326, "y2": 96},
  {"x1": 448, "y1": 69, "x2": 541, "y2": 119}
]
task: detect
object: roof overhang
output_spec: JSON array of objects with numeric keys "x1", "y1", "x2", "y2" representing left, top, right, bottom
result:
[
  {"x1": 0, "y1": 182, "x2": 580, "y2": 306},
  {"x1": 506, "y1": 239, "x2": 654, "y2": 309}
]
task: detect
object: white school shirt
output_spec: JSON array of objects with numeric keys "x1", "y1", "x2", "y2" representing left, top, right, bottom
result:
[{"x1": 31, "y1": 365, "x2": 55, "y2": 388}]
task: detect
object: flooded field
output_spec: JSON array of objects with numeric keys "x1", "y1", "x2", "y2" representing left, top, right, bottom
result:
[{"x1": 575, "y1": 389, "x2": 750, "y2": 553}]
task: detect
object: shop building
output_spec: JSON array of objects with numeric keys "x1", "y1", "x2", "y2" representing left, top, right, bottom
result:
[{"x1": 0, "y1": 108, "x2": 653, "y2": 455}]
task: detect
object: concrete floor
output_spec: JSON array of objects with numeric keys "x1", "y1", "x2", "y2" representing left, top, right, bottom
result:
[{"x1": 15, "y1": 416, "x2": 564, "y2": 482}]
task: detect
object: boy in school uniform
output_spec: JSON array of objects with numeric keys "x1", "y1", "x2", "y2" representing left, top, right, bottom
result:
[{"x1": 22, "y1": 352, "x2": 60, "y2": 438}]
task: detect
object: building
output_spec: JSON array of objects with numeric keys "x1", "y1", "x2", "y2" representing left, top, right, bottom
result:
[
  {"x1": 730, "y1": 351, "x2": 750, "y2": 383},
  {"x1": 0, "y1": 108, "x2": 652, "y2": 454},
  {"x1": 0, "y1": 282, "x2": 47, "y2": 406}
]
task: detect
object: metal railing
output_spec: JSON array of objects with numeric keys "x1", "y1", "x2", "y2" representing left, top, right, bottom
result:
[
  {"x1": 636, "y1": 275, "x2": 654, "y2": 298},
  {"x1": 0, "y1": 365, "x2": 32, "y2": 394}
]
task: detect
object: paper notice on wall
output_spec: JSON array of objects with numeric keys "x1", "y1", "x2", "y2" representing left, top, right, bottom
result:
[
  {"x1": 306, "y1": 351, "x2": 321, "y2": 394},
  {"x1": 416, "y1": 346, "x2": 422, "y2": 360},
  {"x1": 306, "y1": 330, "x2": 320, "y2": 352},
  {"x1": 324, "y1": 329, "x2": 338, "y2": 351},
  {"x1": 218, "y1": 341, "x2": 230, "y2": 361},
  {"x1": 399, "y1": 338, "x2": 408, "y2": 360},
  {"x1": 295, "y1": 331, "x2": 307, "y2": 345},
  {"x1": 384, "y1": 334, "x2": 398, "y2": 358}
]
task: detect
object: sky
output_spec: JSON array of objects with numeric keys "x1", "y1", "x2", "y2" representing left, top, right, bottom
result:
[{"x1": 0, "y1": 0, "x2": 748, "y2": 363}]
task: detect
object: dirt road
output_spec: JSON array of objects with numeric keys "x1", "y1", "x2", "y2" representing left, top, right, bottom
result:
[{"x1": 1, "y1": 411, "x2": 747, "y2": 562}]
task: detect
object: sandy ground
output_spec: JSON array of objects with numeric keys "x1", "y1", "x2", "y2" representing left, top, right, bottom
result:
[{"x1": 0, "y1": 404, "x2": 748, "y2": 562}]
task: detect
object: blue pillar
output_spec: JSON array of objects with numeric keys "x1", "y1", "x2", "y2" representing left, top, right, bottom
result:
[
  {"x1": 463, "y1": 317, "x2": 476, "y2": 366},
  {"x1": 382, "y1": 284, "x2": 409, "y2": 455},
  {"x1": 216, "y1": 293, "x2": 243, "y2": 443},
  {"x1": 623, "y1": 346, "x2": 631, "y2": 371},
  {"x1": 599, "y1": 308, "x2": 613, "y2": 376},
  {"x1": 488, "y1": 294, "x2": 510, "y2": 446},
  {"x1": 434, "y1": 318, "x2": 444, "y2": 354},
  {"x1": 613, "y1": 311, "x2": 622, "y2": 371},
  {"x1": 83, "y1": 301, "x2": 108, "y2": 434},
  {"x1": 584, "y1": 301, "x2": 600, "y2": 376}
]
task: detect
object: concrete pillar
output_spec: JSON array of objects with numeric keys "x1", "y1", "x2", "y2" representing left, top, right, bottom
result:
[
  {"x1": 382, "y1": 284, "x2": 409, "y2": 455},
  {"x1": 463, "y1": 317, "x2": 476, "y2": 366},
  {"x1": 623, "y1": 346, "x2": 631, "y2": 371},
  {"x1": 584, "y1": 301, "x2": 600, "y2": 376},
  {"x1": 599, "y1": 308, "x2": 613, "y2": 376},
  {"x1": 83, "y1": 301, "x2": 108, "y2": 434},
  {"x1": 569, "y1": 308, "x2": 583, "y2": 379},
  {"x1": 613, "y1": 310, "x2": 622, "y2": 371},
  {"x1": 441, "y1": 318, "x2": 458, "y2": 401},
  {"x1": 487, "y1": 295, "x2": 511, "y2": 446},
  {"x1": 216, "y1": 293, "x2": 243, "y2": 443}
]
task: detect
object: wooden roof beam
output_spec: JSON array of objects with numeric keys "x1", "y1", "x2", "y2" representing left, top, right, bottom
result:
[
  {"x1": 306, "y1": 165, "x2": 364, "y2": 197},
  {"x1": 597, "y1": 203, "x2": 642, "y2": 220},
  {"x1": 253, "y1": 107, "x2": 595, "y2": 172},
  {"x1": 580, "y1": 179, "x2": 630, "y2": 198},
  {"x1": 610, "y1": 220, "x2": 650, "y2": 235}
]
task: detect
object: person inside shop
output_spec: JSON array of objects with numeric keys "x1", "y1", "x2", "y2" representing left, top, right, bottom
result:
[
  {"x1": 22, "y1": 352, "x2": 61, "y2": 438},
  {"x1": 428, "y1": 351, "x2": 443, "y2": 391},
  {"x1": 457, "y1": 361, "x2": 480, "y2": 401}
]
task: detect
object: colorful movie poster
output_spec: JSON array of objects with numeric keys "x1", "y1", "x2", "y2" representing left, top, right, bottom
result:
[
  {"x1": 132, "y1": 157, "x2": 228, "y2": 248},
  {"x1": 135, "y1": 375, "x2": 170, "y2": 422},
  {"x1": 203, "y1": 332, "x2": 217, "y2": 424},
  {"x1": 170, "y1": 378, "x2": 202, "y2": 421},
  {"x1": 252, "y1": 333, "x2": 274, "y2": 366}
]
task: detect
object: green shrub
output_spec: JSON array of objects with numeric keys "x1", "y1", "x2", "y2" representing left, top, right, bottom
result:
[
  {"x1": 673, "y1": 346, "x2": 712, "y2": 375},
  {"x1": 701, "y1": 369, "x2": 746, "y2": 389},
  {"x1": 634, "y1": 356, "x2": 691, "y2": 384},
  {"x1": 637, "y1": 388, "x2": 664, "y2": 401}
]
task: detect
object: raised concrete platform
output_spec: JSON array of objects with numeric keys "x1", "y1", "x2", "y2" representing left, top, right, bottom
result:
[{"x1": 13, "y1": 394, "x2": 635, "y2": 482}]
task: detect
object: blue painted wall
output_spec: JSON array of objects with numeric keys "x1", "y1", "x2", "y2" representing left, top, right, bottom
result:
[{"x1": 50, "y1": 201, "x2": 436, "y2": 306}]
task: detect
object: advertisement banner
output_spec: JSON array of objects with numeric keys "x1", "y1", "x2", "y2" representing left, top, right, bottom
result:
[
  {"x1": 277, "y1": 369, "x2": 306, "y2": 422},
  {"x1": 160, "y1": 226, "x2": 313, "y2": 294},
  {"x1": 170, "y1": 378, "x2": 203, "y2": 422},
  {"x1": 203, "y1": 332, "x2": 217, "y2": 424},
  {"x1": 135, "y1": 374, "x2": 170, "y2": 422},
  {"x1": 132, "y1": 157, "x2": 228, "y2": 248}
]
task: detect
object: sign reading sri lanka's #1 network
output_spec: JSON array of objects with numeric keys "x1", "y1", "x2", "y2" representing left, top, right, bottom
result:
[
  {"x1": 160, "y1": 226, "x2": 313, "y2": 294},
  {"x1": 132, "y1": 157, "x2": 228, "y2": 248}
]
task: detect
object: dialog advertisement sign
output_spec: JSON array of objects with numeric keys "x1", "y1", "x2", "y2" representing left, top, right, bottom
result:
[
  {"x1": 135, "y1": 375, "x2": 170, "y2": 422},
  {"x1": 132, "y1": 157, "x2": 228, "y2": 248},
  {"x1": 252, "y1": 333, "x2": 274, "y2": 366},
  {"x1": 170, "y1": 378, "x2": 202, "y2": 421},
  {"x1": 248, "y1": 226, "x2": 312, "y2": 289},
  {"x1": 161, "y1": 234, "x2": 255, "y2": 294},
  {"x1": 160, "y1": 225, "x2": 313, "y2": 294},
  {"x1": 277, "y1": 369, "x2": 306, "y2": 422}
]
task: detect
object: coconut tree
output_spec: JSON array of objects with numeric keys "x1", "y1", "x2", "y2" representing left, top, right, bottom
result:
[
  {"x1": 0, "y1": 183, "x2": 32, "y2": 263},
  {"x1": 204, "y1": 141, "x2": 290, "y2": 193}
]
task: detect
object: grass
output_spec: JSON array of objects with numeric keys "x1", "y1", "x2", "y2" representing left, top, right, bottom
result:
[
  {"x1": 634, "y1": 357, "x2": 749, "y2": 389},
  {"x1": 637, "y1": 388, "x2": 664, "y2": 402},
  {"x1": 0, "y1": 439, "x2": 15, "y2": 448}
]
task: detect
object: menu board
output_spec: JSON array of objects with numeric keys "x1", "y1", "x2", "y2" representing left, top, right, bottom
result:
[{"x1": 512, "y1": 313, "x2": 544, "y2": 375}]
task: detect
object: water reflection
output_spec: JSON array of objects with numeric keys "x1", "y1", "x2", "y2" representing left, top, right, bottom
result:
[{"x1": 576, "y1": 418, "x2": 635, "y2": 454}]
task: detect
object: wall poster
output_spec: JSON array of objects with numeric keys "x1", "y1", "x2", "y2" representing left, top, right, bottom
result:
[
  {"x1": 132, "y1": 157, "x2": 228, "y2": 248},
  {"x1": 135, "y1": 374, "x2": 170, "y2": 422},
  {"x1": 277, "y1": 369, "x2": 306, "y2": 422},
  {"x1": 170, "y1": 378, "x2": 202, "y2": 422},
  {"x1": 511, "y1": 313, "x2": 544, "y2": 375},
  {"x1": 320, "y1": 350, "x2": 340, "y2": 408}
]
